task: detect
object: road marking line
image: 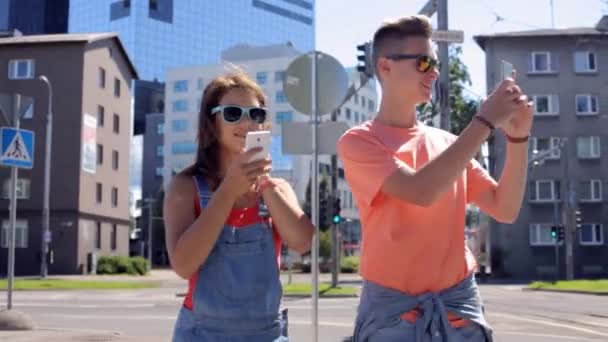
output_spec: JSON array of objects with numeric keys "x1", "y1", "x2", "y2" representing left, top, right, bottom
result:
[
  {"x1": 498, "y1": 330, "x2": 603, "y2": 341},
  {"x1": 491, "y1": 312, "x2": 608, "y2": 338}
]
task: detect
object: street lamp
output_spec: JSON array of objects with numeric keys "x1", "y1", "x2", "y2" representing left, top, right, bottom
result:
[{"x1": 38, "y1": 75, "x2": 52, "y2": 278}]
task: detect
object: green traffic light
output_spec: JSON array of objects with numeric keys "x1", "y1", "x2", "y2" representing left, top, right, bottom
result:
[{"x1": 333, "y1": 215, "x2": 341, "y2": 224}]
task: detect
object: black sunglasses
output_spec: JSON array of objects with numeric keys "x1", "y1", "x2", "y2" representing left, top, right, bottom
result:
[
  {"x1": 210, "y1": 105, "x2": 268, "y2": 124},
  {"x1": 383, "y1": 54, "x2": 440, "y2": 73}
]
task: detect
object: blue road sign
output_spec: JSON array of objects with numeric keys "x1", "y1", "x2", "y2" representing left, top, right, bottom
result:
[{"x1": 0, "y1": 127, "x2": 35, "y2": 169}]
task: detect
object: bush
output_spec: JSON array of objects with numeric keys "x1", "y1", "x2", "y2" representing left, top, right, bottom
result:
[
  {"x1": 340, "y1": 256, "x2": 360, "y2": 273},
  {"x1": 96, "y1": 256, "x2": 149, "y2": 275}
]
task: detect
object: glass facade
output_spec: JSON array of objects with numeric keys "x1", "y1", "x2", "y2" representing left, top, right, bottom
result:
[
  {"x1": 1, "y1": 0, "x2": 69, "y2": 34},
  {"x1": 69, "y1": 0, "x2": 315, "y2": 81}
]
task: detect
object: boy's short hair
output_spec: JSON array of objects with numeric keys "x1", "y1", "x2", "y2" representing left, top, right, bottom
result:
[{"x1": 372, "y1": 15, "x2": 433, "y2": 77}]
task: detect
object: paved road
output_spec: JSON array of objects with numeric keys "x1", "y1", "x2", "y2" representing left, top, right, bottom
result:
[{"x1": 0, "y1": 283, "x2": 607, "y2": 341}]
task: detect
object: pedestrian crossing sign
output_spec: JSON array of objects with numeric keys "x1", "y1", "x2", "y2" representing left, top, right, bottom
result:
[{"x1": 0, "y1": 127, "x2": 34, "y2": 169}]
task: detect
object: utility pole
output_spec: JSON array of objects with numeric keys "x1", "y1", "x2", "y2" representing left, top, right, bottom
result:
[
  {"x1": 437, "y1": 0, "x2": 451, "y2": 131},
  {"x1": 562, "y1": 139, "x2": 575, "y2": 280}
]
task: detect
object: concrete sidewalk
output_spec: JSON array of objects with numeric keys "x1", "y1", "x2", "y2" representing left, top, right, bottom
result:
[{"x1": 0, "y1": 329, "x2": 165, "y2": 341}]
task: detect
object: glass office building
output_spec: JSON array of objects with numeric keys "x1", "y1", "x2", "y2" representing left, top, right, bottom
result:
[
  {"x1": 0, "y1": 0, "x2": 69, "y2": 34},
  {"x1": 69, "y1": 0, "x2": 315, "y2": 81}
]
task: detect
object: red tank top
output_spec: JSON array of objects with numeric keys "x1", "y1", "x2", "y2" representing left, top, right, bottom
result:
[{"x1": 183, "y1": 196, "x2": 282, "y2": 310}]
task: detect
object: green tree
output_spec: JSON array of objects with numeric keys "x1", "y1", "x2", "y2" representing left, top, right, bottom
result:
[{"x1": 417, "y1": 46, "x2": 480, "y2": 136}]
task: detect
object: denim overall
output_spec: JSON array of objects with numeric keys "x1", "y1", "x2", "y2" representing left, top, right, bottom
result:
[
  {"x1": 172, "y1": 175, "x2": 288, "y2": 341},
  {"x1": 353, "y1": 274, "x2": 492, "y2": 342}
]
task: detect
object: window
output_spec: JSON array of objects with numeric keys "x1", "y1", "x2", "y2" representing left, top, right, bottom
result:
[
  {"x1": 155, "y1": 167, "x2": 163, "y2": 177},
  {"x1": 8, "y1": 59, "x2": 35, "y2": 79},
  {"x1": 529, "y1": 137, "x2": 561, "y2": 159},
  {"x1": 123, "y1": 0, "x2": 130, "y2": 8},
  {"x1": 574, "y1": 51, "x2": 597, "y2": 73},
  {"x1": 274, "y1": 71, "x2": 286, "y2": 83},
  {"x1": 354, "y1": 112, "x2": 360, "y2": 122},
  {"x1": 346, "y1": 108, "x2": 351, "y2": 120},
  {"x1": 172, "y1": 141, "x2": 197, "y2": 155},
  {"x1": 111, "y1": 187, "x2": 118, "y2": 207},
  {"x1": 23, "y1": 102, "x2": 34, "y2": 119},
  {"x1": 156, "y1": 145, "x2": 164, "y2": 157},
  {"x1": 1, "y1": 220, "x2": 28, "y2": 248},
  {"x1": 172, "y1": 100, "x2": 188, "y2": 112},
  {"x1": 156, "y1": 123, "x2": 164, "y2": 134},
  {"x1": 149, "y1": 0, "x2": 158, "y2": 11},
  {"x1": 361, "y1": 96, "x2": 366, "y2": 108},
  {"x1": 256, "y1": 72, "x2": 268, "y2": 85},
  {"x1": 98, "y1": 68, "x2": 106, "y2": 88},
  {"x1": 113, "y1": 114, "x2": 120, "y2": 133},
  {"x1": 532, "y1": 95, "x2": 558, "y2": 115},
  {"x1": 530, "y1": 52, "x2": 552, "y2": 73},
  {"x1": 114, "y1": 78, "x2": 121, "y2": 97},
  {"x1": 275, "y1": 90, "x2": 287, "y2": 103},
  {"x1": 575, "y1": 95, "x2": 598, "y2": 115},
  {"x1": 171, "y1": 119, "x2": 188, "y2": 132},
  {"x1": 577, "y1": 136, "x2": 601, "y2": 159},
  {"x1": 529, "y1": 224, "x2": 559, "y2": 246},
  {"x1": 96, "y1": 183, "x2": 102, "y2": 203},
  {"x1": 173, "y1": 80, "x2": 188, "y2": 93},
  {"x1": 111, "y1": 224, "x2": 117, "y2": 250},
  {"x1": 275, "y1": 111, "x2": 293, "y2": 124},
  {"x1": 2, "y1": 179, "x2": 30, "y2": 199},
  {"x1": 197, "y1": 78, "x2": 204, "y2": 90},
  {"x1": 112, "y1": 150, "x2": 119, "y2": 170},
  {"x1": 368, "y1": 100, "x2": 375, "y2": 111},
  {"x1": 579, "y1": 180, "x2": 602, "y2": 202},
  {"x1": 529, "y1": 180, "x2": 560, "y2": 202},
  {"x1": 97, "y1": 144, "x2": 103, "y2": 165},
  {"x1": 579, "y1": 224, "x2": 603, "y2": 245},
  {"x1": 97, "y1": 106, "x2": 105, "y2": 127},
  {"x1": 95, "y1": 222, "x2": 101, "y2": 249}
]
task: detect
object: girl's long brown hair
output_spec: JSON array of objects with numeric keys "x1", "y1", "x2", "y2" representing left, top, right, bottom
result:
[{"x1": 182, "y1": 73, "x2": 267, "y2": 190}]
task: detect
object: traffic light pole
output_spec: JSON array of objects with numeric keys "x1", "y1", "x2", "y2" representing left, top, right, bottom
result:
[
  {"x1": 437, "y1": 0, "x2": 451, "y2": 131},
  {"x1": 330, "y1": 111, "x2": 339, "y2": 288},
  {"x1": 553, "y1": 201, "x2": 560, "y2": 280}
]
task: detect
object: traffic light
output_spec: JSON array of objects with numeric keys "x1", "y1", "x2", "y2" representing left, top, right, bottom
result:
[
  {"x1": 356, "y1": 41, "x2": 374, "y2": 78},
  {"x1": 319, "y1": 196, "x2": 329, "y2": 231},
  {"x1": 551, "y1": 225, "x2": 558, "y2": 239},
  {"x1": 557, "y1": 225, "x2": 565, "y2": 242},
  {"x1": 332, "y1": 197, "x2": 342, "y2": 224}
]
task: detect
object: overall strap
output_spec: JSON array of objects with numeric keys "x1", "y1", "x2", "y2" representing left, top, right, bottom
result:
[{"x1": 192, "y1": 174, "x2": 212, "y2": 209}]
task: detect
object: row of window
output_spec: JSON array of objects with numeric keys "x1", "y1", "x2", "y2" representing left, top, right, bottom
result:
[
  {"x1": 528, "y1": 179, "x2": 603, "y2": 202},
  {"x1": 0, "y1": 220, "x2": 119, "y2": 250},
  {"x1": 532, "y1": 94, "x2": 602, "y2": 116},
  {"x1": 2, "y1": 179, "x2": 121, "y2": 207},
  {"x1": 97, "y1": 105, "x2": 121, "y2": 133},
  {"x1": 530, "y1": 223, "x2": 604, "y2": 246},
  {"x1": 172, "y1": 78, "x2": 206, "y2": 93},
  {"x1": 335, "y1": 107, "x2": 370, "y2": 124},
  {"x1": 529, "y1": 136, "x2": 602, "y2": 159},
  {"x1": 98, "y1": 67, "x2": 122, "y2": 97},
  {"x1": 96, "y1": 183, "x2": 119, "y2": 207},
  {"x1": 529, "y1": 50, "x2": 597, "y2": 74},
  {"x1": 256, "y1": 71, "x2": 286, "y2": 85},
  {"x1": 96, "y1": 145, "x2": 120, "y2": 170}
]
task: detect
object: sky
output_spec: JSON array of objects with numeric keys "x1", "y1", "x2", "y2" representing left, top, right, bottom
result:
[{"x1": 316, "y1": 0, "x2": 606, "y2": 98}]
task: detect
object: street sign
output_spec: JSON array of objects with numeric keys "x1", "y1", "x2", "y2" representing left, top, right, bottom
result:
[
  {"x1": 0, "y1": 127, "x2": 34, "y2": 169},
  {"x1": 283, "y1": 52, "x2": 349, "y2": 116},
  {"x1": 431, "y1": 30, "x2": 464, "y2": 43},
  {"x1": 281, "y1": 121, "x2": 350, "y2": 155}
]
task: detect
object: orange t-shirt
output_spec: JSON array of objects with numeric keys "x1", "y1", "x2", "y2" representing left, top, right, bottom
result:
[{"x1": 337, "y1": 120, "x2": 498, "y2": 324}]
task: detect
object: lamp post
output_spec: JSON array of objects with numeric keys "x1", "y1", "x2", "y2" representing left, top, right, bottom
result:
[{"x1": 38, "y1": 75, "x2": 53, "y2": 278}]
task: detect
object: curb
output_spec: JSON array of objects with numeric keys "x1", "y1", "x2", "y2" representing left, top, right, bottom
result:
[{"x1": 524, "y1": 287, "x2": 608, "y2": 296}]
